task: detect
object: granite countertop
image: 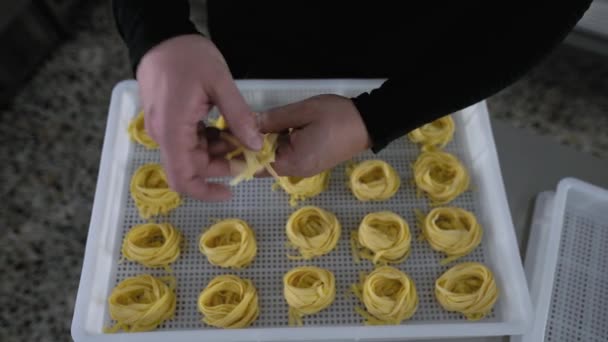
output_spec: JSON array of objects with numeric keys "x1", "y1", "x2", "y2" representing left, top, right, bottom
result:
[{"x1": 0, "y1": 1, "x2": 606, "y2": 341}]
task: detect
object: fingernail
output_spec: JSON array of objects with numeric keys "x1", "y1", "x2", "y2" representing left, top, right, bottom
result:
[{"x1": 249, "y1": 132, "x2": 263, "y2": 150}]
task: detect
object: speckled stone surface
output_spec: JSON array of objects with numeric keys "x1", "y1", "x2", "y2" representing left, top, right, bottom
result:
[{"x1": 0, "y1": 1, "x2": 606, "y2": 342}]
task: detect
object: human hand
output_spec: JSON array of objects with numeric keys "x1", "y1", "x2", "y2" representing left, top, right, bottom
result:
[
  {"x1": 136, "y1": 34, "x2": 263, "y2": 200},
  {"x1": 258, "y1": 94, "x2": 371, "y2": 177}
]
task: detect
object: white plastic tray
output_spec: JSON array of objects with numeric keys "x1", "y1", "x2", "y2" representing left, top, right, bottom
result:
[
  {"x1": 72, "y1": 80, "x2": 532, "y2": 342},
  {"x1": 512, "y1": 178, "x2": 608, "y2": 342}
]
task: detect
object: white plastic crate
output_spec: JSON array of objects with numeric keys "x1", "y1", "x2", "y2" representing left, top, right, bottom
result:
[
  {"x1": 72, "y1": 80, "x2": 532, "y2": 342},
  {"x1": 512, "y1": 178, "x2": 608, "y2": 342}
]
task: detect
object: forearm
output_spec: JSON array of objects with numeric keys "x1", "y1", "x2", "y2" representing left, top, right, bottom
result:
[
  {"x1": 112, "y1": 0, "x2": 199, "y2": 74},
  {"x1": 353, "y1": 0, "x2": 592, "y2": 152}
]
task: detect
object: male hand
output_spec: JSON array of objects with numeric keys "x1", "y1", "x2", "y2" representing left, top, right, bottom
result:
[
  {"x1": 258, "y1": 94, "x2": 371, "y2": 177},
  {"x1": 136, "y1": 34, "x2": 263, "y2": 200}
]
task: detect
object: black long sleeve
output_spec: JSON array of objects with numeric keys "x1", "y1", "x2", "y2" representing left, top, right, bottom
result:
[
  {"x1": 112, "y1": 0, "x2": 199, "y2": 74},
  {"x1": 352, "y1": 1, "x2": 592, "y2": 151},
  {"x1": 112, "y1": 0, "x2": 591, "y2": 152}
]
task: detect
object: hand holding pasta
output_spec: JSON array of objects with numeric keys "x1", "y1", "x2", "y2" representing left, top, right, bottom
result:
[{"x1": 222, "y1": 132, "x2": 280, "y2": 185}]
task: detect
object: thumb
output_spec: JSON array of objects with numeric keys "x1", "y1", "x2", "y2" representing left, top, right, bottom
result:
[
  {"x1": 211, "y1": 77, "x2": 263, "y2": 150},
  {"x1": 257, "y1": 100, "x2": 312, "y2": 134}
]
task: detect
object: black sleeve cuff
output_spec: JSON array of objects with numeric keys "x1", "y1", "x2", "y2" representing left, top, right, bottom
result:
[{"x1": 112, "y1": 0, "x2": 200, "y2": 75}]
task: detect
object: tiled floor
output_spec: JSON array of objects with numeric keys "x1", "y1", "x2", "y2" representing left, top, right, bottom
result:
[{"x1": 0, "y1": 1, "x2": 606, "y2": 341}]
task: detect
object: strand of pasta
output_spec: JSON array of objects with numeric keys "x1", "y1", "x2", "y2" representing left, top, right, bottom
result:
[
  {"x1": 127, "y1": 110, "x2": 158, "y2": 149},
  {"x1": 283, "y1": 266, "x2": 336, "y2": 326},
  {"x1": 408, "y1": 115, "x2": 455, "y2": 148},
  {"x1": 350, "y1": 211, "x2": 411, "y2": 265},
  {"x1": 416, "y1": 207, "x2": 482, "y2": 264},
  {"x1": 122, "y1": 223, "x2": 182, "y2": 272},
  {"x1": 273, "y1": 170, "x2": 331, "y2": 207},
  {"x1": 198, "y1": 274, "x2": 259, "y2": 328},
  {"x1": 347, "y1": 160, "x2": 400, "y2": 201},
  {"x1": 199, "y1": 218, "x2": 257, "y2": 269},
  {"x1": 435, "y1": 262, "x2": 498, "y2": 320},
  {"x1": 412, "y1": 149, "x2": 469, "y2": 205},
  {"x1": 221, "y1": 132, "x2": 280, "y2": 185},
  {"x1": 130, "y1": 163, "x2": 181, "y2": 219},
  {"x1": 286, "y1": 206, "x2": 341, "y2": 259},
  {"x1": 106, "y1": 274, "x2": 176, "y2": 333},
  {"x1": 351, "y1": 266, "x2": 418, "y2": 325}
]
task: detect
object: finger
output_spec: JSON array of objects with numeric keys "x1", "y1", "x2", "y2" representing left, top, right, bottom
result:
[
  {"x1": 271, "y1": 129, "x2": 322, "y2": 178},
  {"x1": 210, "y1": 76, "x2": 263, "y2": 150},
  {"x1": 257, "y1": 100, "x2": 313, "y2": 133},
  {"x1": 205, "y1": 157, "x2": 231, "y2": 178},
  {"x1": 208, "y1": 140, "x2": 235, "y2": 157},
  {"x1": 184, "y1": 177, "x2": 232, "y2": 201}
]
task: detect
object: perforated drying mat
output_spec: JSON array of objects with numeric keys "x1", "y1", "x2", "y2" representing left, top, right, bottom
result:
[
  {"x1": 544, "y1": 207, "x2": 608, "y2": 342},
  {"x1": 108, "y1": 104, "x2": 495, "y2": 330}
]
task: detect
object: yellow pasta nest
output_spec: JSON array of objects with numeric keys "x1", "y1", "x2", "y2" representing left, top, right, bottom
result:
[
  {"x1": 435, "y1": 262, "x2": 499, "y2": 320},
  {"x1": 122, "y1": 223, "x2": 182, "y2": 271},
  {"x1": 130, "y1": 163, "x2": 181, "y2": 219},
  {"x1": 198, "y1": 275, "x2": 259, "y2": 328},
  {"x1": 127, "y1": 110, "x2": 158, "y2": 149},
  {"x1": 274, "y1": 170, "x2": 331, "y2": 207},
  {"x1": 347, "y1": 160, "x2": 400, "y2": 201},
  {"x1": 351, "y1": 211, "x2": 411, "y2": 265},
  {"x1": 106, "y1": 274, "x2": 176, "y2": 332},
  {"x1": 407, "y1": 115, "x2": 455, "y2": 148},
  {"x1": 352, "y1": 266, "x2": 418, "y2": 325},
  {"x1": 199, "y1": 218, "x2": 257, "y2": 269},
  {"x1": 286, "y1": 206, "x2": 341, "y2": 259},
  {"x1": 413, "y1": 150, "x2": 469, "y2": 205},
  {"x1": 222, "y1": 132, "x2": 280, "y2": 185},
  {"x1": 283, "y1": 266, "x2": 336, "y2": 326},
  {"x1": 417, "y1": 207, "x2": 482, "y2": 264}
]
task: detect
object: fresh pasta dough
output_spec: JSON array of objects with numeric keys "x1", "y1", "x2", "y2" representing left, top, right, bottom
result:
[
  {"x1": 413, "y1": 150, "x2": 469, "y2": 205},
  {"x1": 283, "y1": 266, "x2": 336, "y2": 326},
  {"x1": 351, "y1": 211, "x2": 411, "y2": 265},
  {"x1": 222, "y1": 132, "x2": 280, "y2": 185},
  {"x1": 435, "y1": 262, "x2": 498, "y2": 320},
  {"x1": 198, "y1": 274, "x2": 259, "y2": 328},
  {"x1": 122, "y1": 223, "x2": 182, "y2": 271},
  {"x1": 274, "y1": 170, "x2": 331, "y2": 207},
  {"x1": 352, "y1": 266, "x2": 418, "y2": 325},
  {"x1": 106, "y1": 274, "x2": 176, "y2": 332},
  {"x1": 130, "y1": 163, "x2": 181, "y2": 219},
  {"x1": 128, "y1": 110, "x2": 158, "y2": 149},
  {"x1": 199, "y1": 218, "x2": 257, "y2": 269},
  {"x1": 408, "y1": 115, "x2": 455, "y2": 148},
  {"x1": 286, "y1": 206, "x2": 341, "y2": 259},
  {"x1": 417, "y1": 207, "x2": 482, "y2": 264},
  {"x1": 347, "y1": 160, "x2": 400, "y2": 201},
  {"x1": 210, "y1": 115, "x2": 227, "y2": 130}
]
